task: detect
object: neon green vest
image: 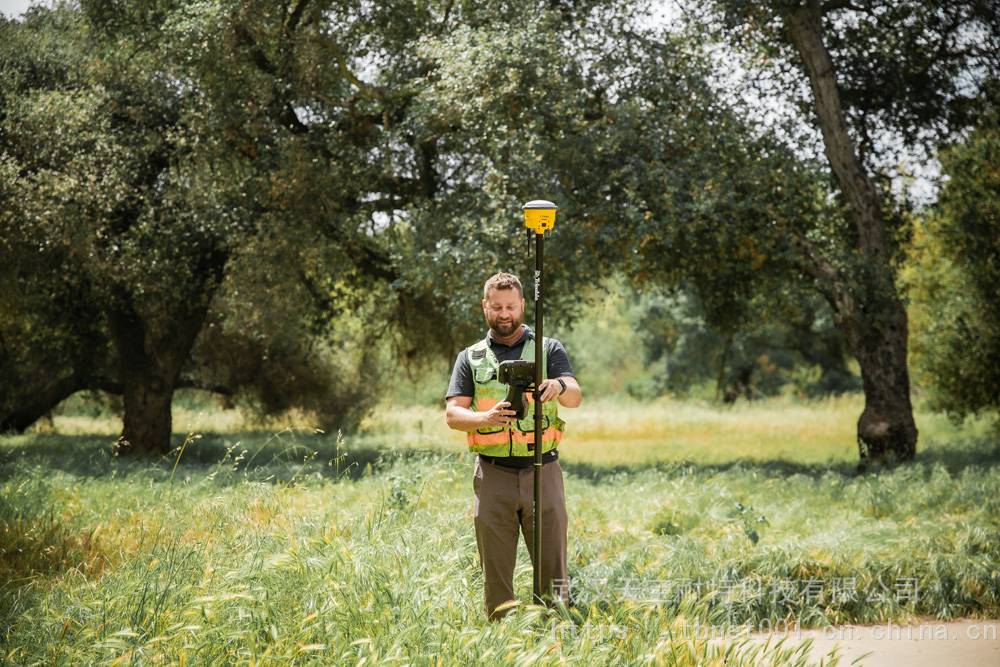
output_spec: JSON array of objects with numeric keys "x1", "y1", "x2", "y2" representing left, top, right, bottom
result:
[{"x1": 466, "y1": 331, "x2": 565, "y2": 457}]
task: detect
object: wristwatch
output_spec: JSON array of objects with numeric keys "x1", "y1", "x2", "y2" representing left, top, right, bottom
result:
[{"x1": 556, "y1": 378, "x2": 567, "y2": 395}]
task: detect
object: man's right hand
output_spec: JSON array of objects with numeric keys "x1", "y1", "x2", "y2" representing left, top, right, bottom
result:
[{"x1": 480, "y1": 401, "x2": 517, "y2": 429}]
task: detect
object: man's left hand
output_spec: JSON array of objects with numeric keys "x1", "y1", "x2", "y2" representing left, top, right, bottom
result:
[{"x1": 524, "y1": 379, "x2": 562, "y2": 404}]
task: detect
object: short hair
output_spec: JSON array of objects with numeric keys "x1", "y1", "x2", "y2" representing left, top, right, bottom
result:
[{"x1": 482, "y1": 272, "x2": 523, "y2": 299}]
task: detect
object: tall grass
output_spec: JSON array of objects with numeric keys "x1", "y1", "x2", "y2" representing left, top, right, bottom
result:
[
  {"x1": 359, "y1": 394, "x2": 993, "y2": 466},
  {"x1": 2, "y1": 396, "x2": 997, "y2": 665}
]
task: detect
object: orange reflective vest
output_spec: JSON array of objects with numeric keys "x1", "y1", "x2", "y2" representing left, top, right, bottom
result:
[{"x1": 466, "y1": 332, "x2": 565, "y2": 456}]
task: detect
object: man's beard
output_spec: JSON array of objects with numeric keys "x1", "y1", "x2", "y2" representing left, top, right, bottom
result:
[{"x1": 488, "y1": 314, "x2": 523, "y2": 338}]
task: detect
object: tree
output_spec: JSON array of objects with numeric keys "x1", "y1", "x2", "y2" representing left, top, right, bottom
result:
[
  {"x1": 0, "y1": 1, "x2": 401, "y2": 452},
  {"x1": 668, "y1": 0, "x2": 1000, "y2": 464}
]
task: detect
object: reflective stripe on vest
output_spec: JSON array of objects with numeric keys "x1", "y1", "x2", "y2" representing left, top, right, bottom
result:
[{"x1": 466, "y1": 332, "x2": 565, "y2": 457}]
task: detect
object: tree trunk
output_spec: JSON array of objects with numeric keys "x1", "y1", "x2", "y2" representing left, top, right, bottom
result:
[
  {"x1": 119, "y1": 373, "x2": 175, "y2": 455},
  {"x1": 109, "y1": 300, "x2": 179, "y2": 455},
  {"x1": 715, "y1": 334, "x2": 732, "y2": 401},
  {"x1": 849, "y1": 310, "x2": 917, "y2": 464},
  {"x1": 785, "y1": 1, "x2": 918, "y2": 465},
  {"x1": 829, "y1": 286, "x2": 917, "y2": 466},
  {"x1": 108, "y1": 286, "x2": 216, "y2": 456}
]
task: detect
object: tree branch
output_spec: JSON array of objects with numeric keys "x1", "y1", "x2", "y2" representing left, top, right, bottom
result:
[
  {"x1": 232, "y1": 23, "x2": 278, "y2": 76},
  {"x1": 285, "y1": 0, "x2": 311, "y2": 35},
  {"x1": 176, "y1": 378, "x2": 235, "y2": 396},
  {"x1": 820, "y1": 0, "x2": 864, "y2": 15},
  {"x1": 787, "y1": 232, "x2": 856, "y2": 320}
]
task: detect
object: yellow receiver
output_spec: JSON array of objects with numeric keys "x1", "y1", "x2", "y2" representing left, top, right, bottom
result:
[{"x1": 521, "y1": 200, "x2": 558, "y2": 233}]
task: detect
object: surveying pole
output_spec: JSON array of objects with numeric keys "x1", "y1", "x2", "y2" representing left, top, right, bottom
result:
[{"x1": 521, "y1": 199, "x2": 557, "y2": 605}]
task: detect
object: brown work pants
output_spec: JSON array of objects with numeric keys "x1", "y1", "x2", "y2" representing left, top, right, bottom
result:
[{"x1": 473, "y1": 456, "x2": 569, "y2": 620}]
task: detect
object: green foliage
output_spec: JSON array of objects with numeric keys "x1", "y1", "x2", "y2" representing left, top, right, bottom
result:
[
  {"x1": 4, "y1": 0, "x2": 706, "y2": 440},
  {"x1": 187, "y1": 230, "x2": 395, "y2": 432},
  {"x1": 0, "y1": 1, "x2": 402, "y2": 440},
  {"x1": 710, "y1": 0, "x2": 1000, "y2": 162},
  {"x1": 730, "y1": 501, "x2": 769, "y2": 545},
  {"x1": 906, "y1": 98, "x2": 1000, "y2": 417},
  {"x1": 640, "y1": 289, "x2": 860, "y2": 401},
  {"x1": 699, "y1": 0, "x2": 1000, "y2": 288},
  {"x1": 555, "y1": 278, "x2": 660, "y2": 400},
  {"x1": 558, "y1": 277, "x2": 859, "y2": 402}
]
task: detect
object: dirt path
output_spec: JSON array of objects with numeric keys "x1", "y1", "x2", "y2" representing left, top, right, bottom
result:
[{"x1": 752, "y1": 619, "x2": 1000, "y2": 666}]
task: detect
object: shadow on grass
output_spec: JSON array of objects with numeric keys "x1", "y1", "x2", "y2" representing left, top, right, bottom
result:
[
  {"x1": 0, "y1": 431, "x2": 468, "y2": 485},
  {"x1": 559, "y1": 435, "x2": 1000, "y2": 483},
  {"x1": 2, "y1": 430, "x2": 998, "y2": 487}
]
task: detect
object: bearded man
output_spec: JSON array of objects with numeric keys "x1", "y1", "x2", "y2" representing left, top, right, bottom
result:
[{"x1": 444, "y1": 272, "x2": 582, "y2": 620}]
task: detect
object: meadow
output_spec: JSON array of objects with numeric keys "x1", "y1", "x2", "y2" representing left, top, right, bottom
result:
[{"x1": 1, "y1": 394, "x2": 998, "y2": 665}]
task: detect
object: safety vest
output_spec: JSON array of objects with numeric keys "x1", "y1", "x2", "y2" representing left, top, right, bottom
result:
[{"x1": 466, "y1": 331, "x2": 565, "y2": 456}]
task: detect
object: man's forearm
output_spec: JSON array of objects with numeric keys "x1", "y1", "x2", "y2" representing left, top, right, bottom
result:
[
  {"x1": 557, "y1": 385, "x2": 582, "y2": 408},
  {"x1": 445, "y1": 404, "x2": 485, "y2": 432},
  {"x1": 556, "y1": 377, "x2": 582, "y2": 408}
]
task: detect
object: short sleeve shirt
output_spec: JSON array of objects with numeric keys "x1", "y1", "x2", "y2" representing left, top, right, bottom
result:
[{"x1": 446, "y1": 325, "x2": 575, "y2": 400}]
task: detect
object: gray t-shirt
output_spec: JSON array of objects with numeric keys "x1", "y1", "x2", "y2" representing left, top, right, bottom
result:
[{"x1": 446, "y1": 325, "x2": 575, "y2": 399}]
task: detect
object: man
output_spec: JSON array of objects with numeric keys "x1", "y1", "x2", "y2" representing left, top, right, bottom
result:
[{"x1": 444, "y1": 271, "x2": 582, "y2": 621}]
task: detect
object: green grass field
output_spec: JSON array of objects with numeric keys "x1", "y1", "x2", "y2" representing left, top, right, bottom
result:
[{"x1": 2, "y1": 395, "x2": 998, "y2": 665}]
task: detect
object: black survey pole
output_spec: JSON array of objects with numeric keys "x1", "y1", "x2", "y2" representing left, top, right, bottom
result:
[
  {"x1": 533, "y1": 230, "x2": 543, "y2": 604},
  {"x1": 521, "y1": 200, "x2": 557, "y2": 606}
]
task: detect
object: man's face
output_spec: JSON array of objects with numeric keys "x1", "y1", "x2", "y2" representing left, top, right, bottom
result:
[{"x1": 482, "y1": 287, "x2": 525, "y2": 338}]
